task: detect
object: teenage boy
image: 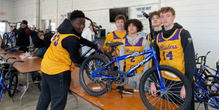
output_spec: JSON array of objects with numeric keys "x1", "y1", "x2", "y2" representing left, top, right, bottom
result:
[
  {"x1": 147, "y1": 10, "x2": 163, "y2": 68},
  {"x1": 36, "y1": 10, "x2": 104, "y2": 110},
  {"x1": 150, "y1": 7, "x2": 195, "y2": 110},
  {"x1": 119, "y1": 19, "x2": 149, "y2": 89},
  {"x1": 103, "y1": 14, "x2": 128, "y2": 63}
]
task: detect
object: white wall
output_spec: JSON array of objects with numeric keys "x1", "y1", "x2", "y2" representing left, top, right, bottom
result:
[
  {"x1": 0, "y1": 0, "x2": 15, "y2": 32},
  {"x1": 0, "y1": 0, "x2": 15, "y2": 22},
  {"x1": 161, "y1": 0, "x2": 219, "y2": 69},
  {"x1": 2, "y1": 0, "x2": 219, "y2": 69},
  {"x1": 14, "y1": 0, "x2": 36, "y2": 28}
]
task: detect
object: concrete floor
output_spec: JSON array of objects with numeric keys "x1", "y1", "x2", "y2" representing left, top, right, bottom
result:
[
  {"x1": 0, "y1": 73, "x2": 98, "y2": 110},
  {"x1": 0, "y1": 73, "x2": 216, "y2": 110}
]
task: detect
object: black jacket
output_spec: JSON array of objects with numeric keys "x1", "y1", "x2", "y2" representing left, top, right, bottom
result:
[
  {"x1": 31, "y1": 31, "x2": 46, "y2": 48},
  {"x1": 43, "y1": 33, "x2": 54, "y2": 49},
  {"x1": 13, "y1": 26, "x2": 29, "y2": 47},
  {"x1": 154, "y1": 23, "x2": 196, "y2": 84},
  {"x1": 58, "y1": 19, "x2": 98, "y2": 63}
]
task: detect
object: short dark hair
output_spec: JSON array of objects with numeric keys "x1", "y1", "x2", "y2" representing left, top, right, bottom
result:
[
  {"x1": 124, "y1": 19, "x2": 143, "y2": 32},
  {"x1": 70, "y1": 10, "x2": 85, "y2": 21}
]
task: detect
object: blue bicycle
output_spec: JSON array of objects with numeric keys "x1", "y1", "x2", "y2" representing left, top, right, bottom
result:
[
  {"x1": 0, "y1": 57, "x2": 24, "y2": 100},
  {"x1": 194, "y1": 69, "x2": 219, "y2": 109},
  {"x1": 196, "y1": 51, "x2": 219, "y2": 82},
  {"x1": 1, "y1": 20, "x2": 21, "y2": 50},
  {"x1": 79, "y1": 12, "x2": 192, "y2": 109}
]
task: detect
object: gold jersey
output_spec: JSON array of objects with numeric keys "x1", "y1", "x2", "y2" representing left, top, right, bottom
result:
[
  {"x1": 124, "y1": 37, "x2": 145, "y2": 74},
  {"x1": 156, "y1": 28, "x2": 185, "y2": 81},
  {"x1": 41, "y1": 31, "x2": 80, "y2": 75}
]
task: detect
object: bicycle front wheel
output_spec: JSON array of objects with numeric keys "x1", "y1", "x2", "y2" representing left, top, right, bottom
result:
[
  {"x1": 139, "y1": 65, "x2": 192, "y2": 110},
  {"x1": 79, "y1": 55, "x2": 111, "y2": 96}
]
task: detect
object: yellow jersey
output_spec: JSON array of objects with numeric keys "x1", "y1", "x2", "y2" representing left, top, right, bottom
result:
[
  {"x1": 103, "y1": 30, "x2": 128, "y2": 56},
  {"x1": 124, "y1": 37, "x2": 145, "y2": 74},
  {"x1": 156, "y1": 28, "x2": 185, "y2": 81},
  {"x1": 41, "y1": 31, "x2": 80, "y2": 75}
]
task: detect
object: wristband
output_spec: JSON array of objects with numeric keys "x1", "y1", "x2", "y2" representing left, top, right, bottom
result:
[{"x1": 98, "y1": 46, "x2": 101, "y2": 50}]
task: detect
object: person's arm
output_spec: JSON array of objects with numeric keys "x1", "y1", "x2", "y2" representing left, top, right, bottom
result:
[
  {"x1": 119, "y1": 40, "x2": 125, "y2": 71},
  {"x1": 32, "y1": 48, "x2": 39, "y2": 54},
  {"x1": 181, "y1": 29, "x2": 196, "y2": 84},
  {"x1": 103, "y1": 33, "x2": 113, "y2": 51},
  {"x1": 62, "y1": 36, "x2": 86, "y2": 63}
]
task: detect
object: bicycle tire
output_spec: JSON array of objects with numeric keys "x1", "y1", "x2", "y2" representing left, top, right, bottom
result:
[
  {"x1": 204, "y1": 93, "x2": 219, "y2": 110},
  {"x1": 2, "y1": 32, "x2": 8, "y2": 47},
  {"x1": 8, "y1": 73, "x2": 18, "y2": 97},
  {"x1": 79, "y1": 55, "x2": 111, "y2": 96},
  {"x1": 139, "y1": 65, "x2": 192, "y2": 110},
  {"x1": 90, "y1": 51, "x2": 114, "y2": 70}
]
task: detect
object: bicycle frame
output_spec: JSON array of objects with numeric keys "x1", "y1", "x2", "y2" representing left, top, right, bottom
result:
[
  {"x1": 0, "y1": 71, "x2": 13, "y2": 99},
  {"x1": 91, "y1": 46, "x2": 167, "y2": 92},
  {"x1": 203, "y1": 64, "x2": 219, "y2": 77}
]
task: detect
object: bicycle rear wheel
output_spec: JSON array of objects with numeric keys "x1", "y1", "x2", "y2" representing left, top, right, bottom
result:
[
  {"x1": 8, "y1": 73, "x2": 18, "y2": 97},
  {"x1": 2, "y1": 32, "x2": 8, "y2": 47},
  {"x1": 79, "y1": 55, "x2": 111, "y2": 96},
  {"x1": 204, "y1": 93, "x2": 219, "y2": 109},
  {"x1": 139, "y1": 65, "x2": 192, "y2": 110}
]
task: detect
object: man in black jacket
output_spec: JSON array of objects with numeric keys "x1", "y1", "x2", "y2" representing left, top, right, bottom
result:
[
  {"x1": 36, "y1": 10, "x2": 104, "y2": 110},
  {"x1": 25, "y1": 29, "x2": 47, "y2": 58},
  {"x1": 12, "y1": 20, "x2": 30, "y2": 52}
]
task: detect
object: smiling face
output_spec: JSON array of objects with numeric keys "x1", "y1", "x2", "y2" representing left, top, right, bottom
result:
[
  {"x1": 151, "y1": 15, "x2": 161, "y2": 27},
  {"x1": 160, "y1": 11, "x2": 175, "y2": 28},
  {"x1": 71, "y1": 18, "x2": 85, "y2": 34}
]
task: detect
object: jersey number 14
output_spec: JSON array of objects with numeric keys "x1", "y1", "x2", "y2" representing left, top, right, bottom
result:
[{"x1": 163, "y1": 51, "x2": 173, "y2": 60}]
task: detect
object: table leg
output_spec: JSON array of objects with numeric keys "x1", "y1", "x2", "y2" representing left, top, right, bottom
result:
[{"x1": 20, "y1": 73, "x2": 29, "y2": 106}]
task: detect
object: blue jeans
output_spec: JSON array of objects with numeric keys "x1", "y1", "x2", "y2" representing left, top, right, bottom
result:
[{"x1": 35, "y1": 47, "x2": 47, "y2": 58}]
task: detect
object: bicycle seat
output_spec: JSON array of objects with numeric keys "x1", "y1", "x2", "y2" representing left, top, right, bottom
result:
[{"x1": 105, "y1": 42, "x2": 123, "y2": 47}]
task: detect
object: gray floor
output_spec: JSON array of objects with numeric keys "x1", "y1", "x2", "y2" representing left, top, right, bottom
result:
[
  {"x1": 0, "y1": 73, "x2": 98, "y2": 110},
  {"x1": 0, "y1": 73, "x2": 216, "y2": 110}
]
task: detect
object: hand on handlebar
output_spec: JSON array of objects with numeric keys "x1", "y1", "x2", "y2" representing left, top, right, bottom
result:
[{"x1": 98, "y1": 46, "x2": 105, "y2": 55}]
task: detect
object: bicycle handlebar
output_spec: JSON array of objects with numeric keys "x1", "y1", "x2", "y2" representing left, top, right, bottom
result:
[
  {"x1": 143, "y1": 12, "x2": 154, "y2": 47},
  {"x1": 85, "y1": 17, "x2": 98, "y2": 37},
  {"x1": 0, "y1": 20, "x2": 21, "y2": 27},
  {"x1": 6, "y1": 57, "x2": 16, "y2": 62},
  {"x1": 196, "y1": 51, "x2": 211, "y2": 64}
]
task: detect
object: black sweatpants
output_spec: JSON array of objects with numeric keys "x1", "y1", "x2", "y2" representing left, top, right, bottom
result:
[{"x1": 36, "y1": 70, "x2": 71, "y2": 110}]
